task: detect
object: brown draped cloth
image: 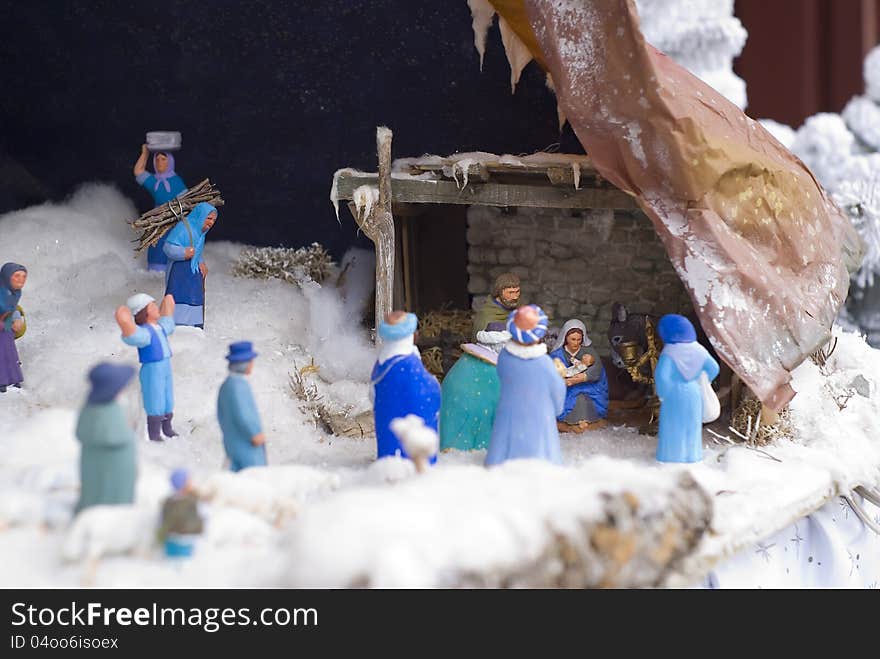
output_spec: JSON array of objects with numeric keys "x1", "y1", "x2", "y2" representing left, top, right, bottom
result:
[{"x1": 490, "y1": 0, "x2": 863, "y2": 411}]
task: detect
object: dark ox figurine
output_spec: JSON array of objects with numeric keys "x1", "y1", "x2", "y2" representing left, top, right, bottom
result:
[{"x1": 605, "y1": 302, "x2": 721, "y2": 402}]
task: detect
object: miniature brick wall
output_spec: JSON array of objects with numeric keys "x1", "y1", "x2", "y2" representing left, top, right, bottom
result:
[{"x1": 466, "y1": 205, "x2": 694, "y2": 354}]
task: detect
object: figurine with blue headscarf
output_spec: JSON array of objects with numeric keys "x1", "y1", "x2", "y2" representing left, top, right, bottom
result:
[
  {"x1": 133, "y1": 143, "x2": 188, "y2": 271},
  {"x1": 485, "y1": 305, "x2": 567, "y2": 466},
  {"x1": 370, "y1": 311, "x2": 441, "y2": 463},
  {"x1": 0, "y1": 262, "x2": 27, "y2": 393},
  {"x1": 654, "y1": 314, "x2": 720, "y2": 463},
  {"x1": 163, "y1": 202, "x2": 217, "y2": 328}
]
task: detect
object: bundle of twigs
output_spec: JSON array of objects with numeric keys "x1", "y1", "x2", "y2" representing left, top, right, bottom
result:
[
  {"x1": 128, "y1": 178, "x2": 224, "y2": 253},
  {"x1": 232, "y1": 243, "x2": 335, "y2": 285}
]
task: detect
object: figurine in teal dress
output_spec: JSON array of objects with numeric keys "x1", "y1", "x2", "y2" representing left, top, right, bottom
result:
[
  {"x1": 75, "y1": 362, "x2": 138, "y2": 514},
  {"x1": 439, "y1": 322, "x2": 509, "y2": 451}
]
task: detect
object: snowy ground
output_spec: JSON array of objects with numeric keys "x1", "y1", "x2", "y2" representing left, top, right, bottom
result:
[{"x1": 1, "y1": 184, "x2": 879, "y2": 587}]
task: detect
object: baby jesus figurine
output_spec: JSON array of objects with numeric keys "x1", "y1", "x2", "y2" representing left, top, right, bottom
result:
[{"x1": 554, "y1": 352, "x2": 595, "y2": 379}]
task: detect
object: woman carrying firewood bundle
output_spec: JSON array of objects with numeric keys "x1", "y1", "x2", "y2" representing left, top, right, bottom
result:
[{"x1": 163, "y1": 202, "x2": 217, "y2": 328}]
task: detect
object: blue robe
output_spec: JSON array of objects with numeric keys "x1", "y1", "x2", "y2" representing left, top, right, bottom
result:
[
  {"x1": 549, "y1": 346, "x2": 609, "y2": 420},
  {"x1": 371, "y1": 353, "x2": 441, "y2": 461},
  {"x1": 164, "y1": 202, "x2": 214, "y2": 327},
  {"x1": 485, "y1": 348, "x2": 566, "y2": 466},
  {"x1": 217, "y1": 374, "x2": 266, "y2": 472},
  {"x1": 439, "y1": 351, "x2": 500, "y2": 451},
  {"x1": 136, "y1": 171, "x2": 187, "y2": 269},
  {"x1": 122, "y1": 317, "x2": 176, "y2": 416},
  {"x1": 654, "y1": 344, "x2": 720, "y2": 463}
]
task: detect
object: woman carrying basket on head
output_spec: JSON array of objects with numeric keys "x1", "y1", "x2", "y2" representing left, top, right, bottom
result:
[
  {"x1": 163, "y1": 202, "x2": 217, "y2": 329},
  {"x1": 133, "y1": 141, "x2": 188, "y2": 272}
]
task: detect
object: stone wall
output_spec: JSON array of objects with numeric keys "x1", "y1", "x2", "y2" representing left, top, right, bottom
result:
[{"x1": 467, "y1": 205, "x2": 693, "y2": 353}]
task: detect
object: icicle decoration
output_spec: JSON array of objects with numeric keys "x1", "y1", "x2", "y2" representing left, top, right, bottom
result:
[
  {"x1": 451, "y1": 157, "x2": 477, "y2": 189},
  {"x1": 352, "y1": 184, "x2": 380, "y2": 222},
  {"x1": 498, "y1": 16, "x2": 533, "y2": 94},
  {"x1": 545, "y1": 72, "x2": 567, "y2": 131},
  {"x1": 467, "y1": 0, "x2": 496, "y2": 72},
  {"x1": 572, "y1": 162, "x2": 581, "y2": 190}
]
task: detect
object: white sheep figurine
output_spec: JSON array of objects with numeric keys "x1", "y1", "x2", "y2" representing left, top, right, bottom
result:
[
  {"x1": 390, "y1": 414, "x2": 439, "y2": 474},
  {"x1": 195, "y1": 471, "x2": 300, "y2": 527}
]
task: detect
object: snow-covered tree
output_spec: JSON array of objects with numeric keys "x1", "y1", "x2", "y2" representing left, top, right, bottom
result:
[
  {"x1": 635, "y1": 0, "x2": 748, "y2": 109},
  {"x1": 787, "y1": 45, "x2": 880, "y2": 345}
]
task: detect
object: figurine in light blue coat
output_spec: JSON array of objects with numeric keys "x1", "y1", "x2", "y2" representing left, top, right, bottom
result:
[
  {"x1": 654, "y1": 314, "x2": 720, "y2": 463},
  {"x1": 163, "y1": 202, "x2": 217, "y2": 328},
  {"x1": 133, "y1": 144, "x2": 188, "y2": 271},
  {"x1": 115, "y1": 292, "x2": 178, "y2": 442},
  {"x1": 218, "y1": 341, "x2": 267, "y2": 472},
  {"x1": 485, "y1": 305, "x2": 566, "y2": 466}
]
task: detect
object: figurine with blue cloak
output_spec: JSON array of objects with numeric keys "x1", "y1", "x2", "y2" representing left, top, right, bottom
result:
[
  {"x1": 133, "y1": 145, "x2": 187, "y2": 271},
  {"x1": 116, "y1": 292, "x2": 178, "y2": 442},
  {"x1": 371, "y1": 311, "x2": 441, "y2": 462},
  {"x1": 549, "y1": 318, "x2": 609, "y2": 431},
  {"x1": 439, "y1": 323, "x2": 509, "y2": 451},
  {"x1": 218, "y1": 341, "x2": 267, "y2": 472},
  {"x1": 654, "y1": 314, "x2": 720, "y2": 463},
  {"x1": 485, "y1": 305, "x2": 566, "y2": 466},
  {"x1": 75, "y1": 362, "x2": 138, "y2": 514},
  {"x1": 163, "y1": 202, "x2": 216, "y2": 328},
  {"x1": 0, "y1": 263, "x2": 26, "y2": 392}
]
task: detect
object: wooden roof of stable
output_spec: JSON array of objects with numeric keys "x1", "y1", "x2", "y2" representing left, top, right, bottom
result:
[{"x1": 332, "y1": 152, "x2": 639, "y2": 211}]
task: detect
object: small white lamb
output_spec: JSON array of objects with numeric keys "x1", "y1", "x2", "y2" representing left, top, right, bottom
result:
[
  {"x1": 390, "y1": 415, "x2": 439, "y2": 474},
  {"x1": 62, "y1": 505, "x2": 158, "y2": 584},
  {"x1": 196, "y1": 471, "x2": 300, "y2": 527}
]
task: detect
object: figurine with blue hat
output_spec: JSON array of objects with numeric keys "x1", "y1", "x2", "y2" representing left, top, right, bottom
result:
[
  {"x1": 370, "y1": 310, "x2": 440, "y2": 463},
  {"x1": 485, "y1": 305, "x2": 566, "y2": 466},
  {"x1": 157, "y1": 468, "x2": 204, "y2": 558},
  {"x1": 654, "y1": 314, "x2": 720, "y2": 463},
  {"x1": 115, "y1": 292, "x2": 178, "y2": 442},
  {"x1": 75, "y1": 362, "x2": 138, "y2": 514},
  {"x1": 217, "y1": 341, "x2": 267, "y2": 472}
]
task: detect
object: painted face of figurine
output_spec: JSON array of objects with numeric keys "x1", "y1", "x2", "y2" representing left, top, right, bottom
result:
[
  {"x1": 154, "y1": 153, "x2": 170, "y2": 173},
  {"x1": 201, "y1": 211, "x2": 217, "y2": 233},
  {"x1": 565, "y1": 329, "x2": 583, "y2": 353},
  {"x1": 144, "y1": 301, "x2": 160, "y2": 324},
  {"x1": 498, "y1": 286, "x2": 520, "y2": 308},
  {"x1": 9, "y1": 270, "x2": 26, "y2": 290}
]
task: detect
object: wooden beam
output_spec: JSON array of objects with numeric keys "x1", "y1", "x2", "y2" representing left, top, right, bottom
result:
[{"x1": 335, "y1": 172, "x2": 638, "y2": 210}]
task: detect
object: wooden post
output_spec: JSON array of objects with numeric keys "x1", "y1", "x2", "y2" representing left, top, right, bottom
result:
[{"x1": 352, "y1": 127, "x2": 396, "y2": 338}]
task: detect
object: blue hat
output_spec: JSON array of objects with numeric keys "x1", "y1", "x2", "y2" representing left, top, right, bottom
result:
[
  {"x1": 506, "y1": 305, "x2": 548, "y2": 344},
  {"x1": 170, "y1": 468, "x2": 190, "y2": 492},
  {"x1": 87, "y1": 362, "x2": 136, "y2": 404},
  {"x1": 226, "y1": 341, "x2": 258, "y2": 362},
  {"x1": 657, "y1": 314, "x2": 697, "y2": 344},
  {"x1": 378, "y1": 312, "x2": 418, "y2": 341}
]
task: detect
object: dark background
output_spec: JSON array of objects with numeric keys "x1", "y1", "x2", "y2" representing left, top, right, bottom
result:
[
  {"x1": 0, "y1": 0, "x2": 581, "y2": 259},
  {"x1": 2, "y1": 0, "x2": 877, "y2": 261}
]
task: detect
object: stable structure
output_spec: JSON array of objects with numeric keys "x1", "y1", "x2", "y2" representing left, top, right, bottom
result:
[{"x1": 332, "y1": 136, "x2": 693, "y2": 355}]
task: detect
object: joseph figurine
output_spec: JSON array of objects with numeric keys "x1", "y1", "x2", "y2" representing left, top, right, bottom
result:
[{"x1": 472, "y1": 272, "x2": 523, "y2": 338}]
